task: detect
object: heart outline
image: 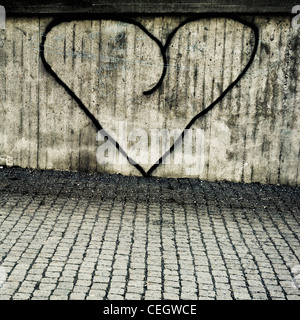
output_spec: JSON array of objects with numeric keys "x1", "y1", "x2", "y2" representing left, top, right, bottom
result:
[{"x1": 40, "y1": 13, "x2": 259, "y2": 177}]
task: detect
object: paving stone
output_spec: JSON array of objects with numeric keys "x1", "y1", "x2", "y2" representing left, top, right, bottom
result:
[
  {"x1": 107, "y1": 294, "x2": 125, "y2": 300},
  {"x1": 144, "y1": 292, "x2": 162, "y2": 300},
  {"x1": 49, "y1": 295, "x2": 68, "y2": 300},
  {"x1": 163, "y1": 293, "x2": 180, "y2": 300},
  {"x1": 0, "y1": 167, "x2": 299, "y2": 300},
  {"x1": 13, "y1": 293, "x2": 32, "y2": 300},
  {"x1": 69, "y1": 293, "x2": 86, "y2": 300},
  {"x1": 125, "y1": 293, "x2": 142, "y2": 300}
]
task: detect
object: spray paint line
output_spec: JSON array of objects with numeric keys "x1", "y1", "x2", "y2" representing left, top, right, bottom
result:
[{"x1": 40, "y1": 14, "x2": 259, "y2": 177}]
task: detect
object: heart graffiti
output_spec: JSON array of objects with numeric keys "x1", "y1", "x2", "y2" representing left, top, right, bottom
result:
[{"x1": 40, "y1": 14, "x2": 259, "y2": 177}]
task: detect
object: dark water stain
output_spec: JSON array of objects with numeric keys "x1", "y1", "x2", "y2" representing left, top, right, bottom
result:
[
  {"x1": 261, "y1": 42, "x2": 270, "y2": 55},
  {"x1": 262, "y1": 139, "x2": 271, "y2": 153}
]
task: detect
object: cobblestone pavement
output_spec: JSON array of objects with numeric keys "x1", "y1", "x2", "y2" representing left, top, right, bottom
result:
[{"x1": 0, "y1": 167, "x2": 299, "y2": 300}]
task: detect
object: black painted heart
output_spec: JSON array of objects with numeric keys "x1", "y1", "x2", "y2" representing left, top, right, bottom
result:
[{"x1": 40, "y1": 15, "x2": 258, "y2": 177}]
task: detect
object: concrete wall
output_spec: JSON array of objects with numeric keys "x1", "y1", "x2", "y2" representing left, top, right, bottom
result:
[{"x1": 0, "y1": 15, "x2": 299, "y2": 185}]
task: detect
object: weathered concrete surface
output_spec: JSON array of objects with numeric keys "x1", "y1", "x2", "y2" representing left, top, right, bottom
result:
[{"x1": 0, "y1": 16, "x2": 299, "y2": 185}]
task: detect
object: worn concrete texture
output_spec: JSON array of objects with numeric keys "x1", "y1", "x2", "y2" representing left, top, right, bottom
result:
[{"x1": 0, "y1": 15, "x2": 299, "y2": 185}]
